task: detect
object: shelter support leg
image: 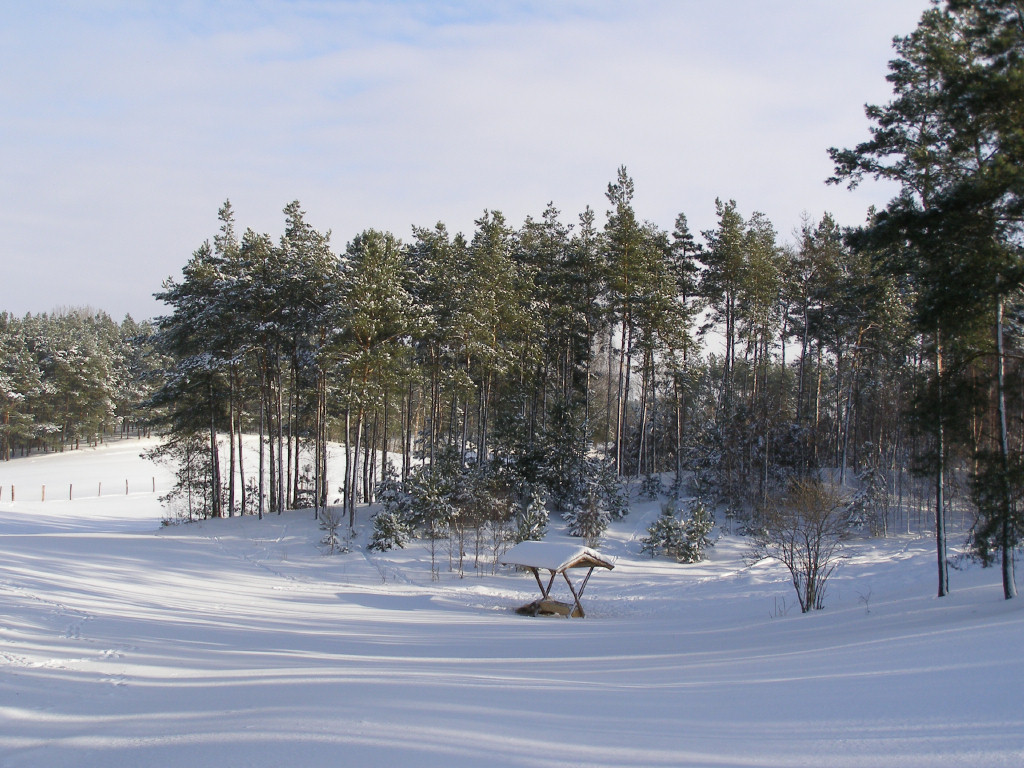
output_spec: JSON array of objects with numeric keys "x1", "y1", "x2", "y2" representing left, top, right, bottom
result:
[{"x1": 562, "y1": 569, "x2": 592, "y2": 618}]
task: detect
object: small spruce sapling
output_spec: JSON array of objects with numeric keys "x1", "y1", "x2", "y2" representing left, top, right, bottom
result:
[
  {"x1": 515, "y1": 485, "x2": 549, "y2": 542},
  {"x1": 640, "y1": 504, "x2": 687, "y2": 559},
  {"x1": 640, "y1": 473, "x2": 663, "y2": 500},
  {"x1": 640, "y1": 502, "x2": 715, "y2": 563},
  {"x1": 368, "y1": 461, "x2": 413, "y2": 552},
  {"x1": 564, "y1": 491, "x2": 610, "y2": 547},
  {"x1": 368, "y1": 508, "x2": 412, "y2": 552},
  {"x1": 596, "y1": 459, "x2": 628, "y2": 520},
  {"x1": 679, "y1": 503, "x2": 714, "y2": 563}
]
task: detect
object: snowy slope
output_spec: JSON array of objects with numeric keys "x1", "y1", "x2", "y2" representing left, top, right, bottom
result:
[{"x1": 1, "y1": 440, "x2": 1022, "y2": 767}]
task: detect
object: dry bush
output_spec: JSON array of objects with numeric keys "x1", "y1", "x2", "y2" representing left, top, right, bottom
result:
[{"x1": 748, "y1": 478, "x2": 853, "y2": 613}]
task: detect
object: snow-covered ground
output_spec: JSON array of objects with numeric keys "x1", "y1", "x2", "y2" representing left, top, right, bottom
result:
[{"x1": 1, "y1": 439, "x2": 1021, "y2": 767}]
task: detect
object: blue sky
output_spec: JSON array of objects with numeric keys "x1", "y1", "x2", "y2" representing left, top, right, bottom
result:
[{"x1": 2, "y1": 1, "x2": 931, "y2": 320}]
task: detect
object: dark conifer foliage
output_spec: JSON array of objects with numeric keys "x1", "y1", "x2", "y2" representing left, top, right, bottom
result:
[
  {"x1": 831, "y1": 0, "x2": 1024, "y2": 598},
  {"x1": 1, "y1": 309, "x2": 156, "y2": 460}
]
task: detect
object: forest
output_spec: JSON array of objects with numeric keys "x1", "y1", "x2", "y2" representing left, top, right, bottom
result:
[{"x1": 1, "y1": 0, "x2": 1022, "y2": 600}]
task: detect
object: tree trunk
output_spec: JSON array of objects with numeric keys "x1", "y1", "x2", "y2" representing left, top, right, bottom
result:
[
  {"x1": 365, "y1": 407, "x2": 378, "y2": 504},
  {"x1": 616, "y1": 318, "x2": 630, "y2": 475},
  {"x1": 404, "y1": 380, "x2": 413, "y2": 482},
  {"x1": 237, "y1": 381, "x2": 246, "y2": 516},
  {"x1": 351, "y1": 405, "x2": 364, "y2": 521},
  {"x1": 320, "y1": 370, "x2": 328, "y2": 509},
  {"x1": 674, "y1": 373, "x2": 684, "y2": 487},
  {"x1": 259, "y1": 355, "x2": 266, "y2": 520},
  {"x1": 344, "y1": 401, "x2": 353, "y2": 528},
  {"x1": 606, "y1": 321, "x2": 616, "y2": 451},
  {"x1": 814, "y1": 343, "x2": 823, "y2": 464},
  {"x1": 797, "y1": 302, "x2": 809, "y2": 423},
  {"x1": 636, "y1": 348, "x2": 650, "y2": 477},
  {"x1": 209, "y1": 379, "x2": 221, "y2": 519},
  {"x1": 227, "y1": 366, "x2": 236, "y2": 517},
  {"x1": 289, "y1": 359, "x2": 298, "y2": 510},
  {"x1": 995, "y1": 297, "x2": 1017, "y2": 599},
  {"x1": 381, "y1": 389, "x2": 389, "y2": 486},
  {"x1": 935, "y1": 329, "x2": 949, "y2": 598},
  {"x1": 276, "y1": 362, "x2": 285, "y2": 514}
]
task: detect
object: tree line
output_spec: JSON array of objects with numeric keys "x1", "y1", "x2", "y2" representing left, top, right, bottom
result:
[{"x1": 0, "y1": 309, "x2": 157, "y2": 461}]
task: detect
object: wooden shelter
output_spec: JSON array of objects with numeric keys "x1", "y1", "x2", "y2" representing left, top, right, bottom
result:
[{"x1": 500, "y1": 541, "x2": 615, "y2": 618}]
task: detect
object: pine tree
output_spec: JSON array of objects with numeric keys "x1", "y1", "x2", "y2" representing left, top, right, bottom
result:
[
  {"x1": 699, "y1": 199, "x2": 747, "y2": 408},
  {"x1": 336, "y1": 228, "x2": 415, "y2": 525},
  {"x1": 151, "y1": 243, "x2": 229, "y2": 518},
  {"x1": 604, "y1": 166, "x2": 645, "y2": 474},
  {"x1": 830, "y1": 1, "x2": 1024, "y2": 598}
]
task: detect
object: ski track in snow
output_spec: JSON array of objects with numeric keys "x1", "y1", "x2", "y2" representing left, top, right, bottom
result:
[{"x1": 210, "y1": 522, "x2": 309, "y2": 586}]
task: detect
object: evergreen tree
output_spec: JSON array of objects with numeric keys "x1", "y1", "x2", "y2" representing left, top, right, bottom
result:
[
  {"x1": 604, "y1": 166, "x2": 646, "y2": 473},
  {"x1": 0, "y1": 314, "x2": 41, "y2": 459},
  {"x1": 563, "y1": 490, "x2": 609, "y2": 548},
  {"x1": 515, "y1": 485, "x2": 549, "y2": 543},
  {"x1": 700, "y1": 199, "x2": 747, "y2": 407},
  {"x1": 565, "y1": 206, "x2": 608, "y2": 423},
  {"x1": 679, "y1": 503, "x2": 715, "y2": 563},
  {"x1": 641, "y1": 504, "x2": 688, "y2": 560},
  {"x1": 830, "y1": 1, "x2": 1024, "y2": 598},
  {"x1": 338, "y1": 229, "x2": 416, "y2": 520},
  {"x1": 151, "y1": 243, "x2": 230, "y2": 518},
  {"x1": 640, "y1": 501, "x2": 714, "y2": 563},
  {"x1": 369, "y1": 462, "x2": 413, "y2": 552}
]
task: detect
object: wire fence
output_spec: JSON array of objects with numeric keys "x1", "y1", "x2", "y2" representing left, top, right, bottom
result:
[{"x1": 0, "y1": 478, "x2": 163, "y2": 502}]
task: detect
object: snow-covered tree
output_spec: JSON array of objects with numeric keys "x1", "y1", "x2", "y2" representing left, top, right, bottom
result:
[
  {"x1": 515, "y1": 485, "x2": 549, "y2": 543},
  {"x1": 641, "y1": 501, "x2": 715, "y2": 563},
  {"x1": 563, "y1": 490, "x2": 609, "y2": 548}
]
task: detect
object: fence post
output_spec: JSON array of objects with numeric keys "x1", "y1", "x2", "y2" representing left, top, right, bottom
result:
[
  {"x1": 70, "y1": 484, "x2": 73, "y2": 501},
  {"x1": 126, "y1": 479, "x2": 129, "y2": 495},
  {"x1": 152, "y1": 476, "x2": 155, "y2": 493},
  {"x1": 98, "y1": 481, "x2": 102, "y2": 497},
  {"x1": 42, "y1": 485, "x2": 45, "y2": 502}
]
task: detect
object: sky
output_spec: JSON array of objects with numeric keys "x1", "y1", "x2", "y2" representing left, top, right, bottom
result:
[{"x1": 1, "y1": 1, "x2": 933, "y2": 322}]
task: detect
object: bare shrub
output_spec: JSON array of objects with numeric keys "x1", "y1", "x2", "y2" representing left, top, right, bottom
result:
[{"x1": 747, "y1": 478, "x2": 853, "y2": 613}]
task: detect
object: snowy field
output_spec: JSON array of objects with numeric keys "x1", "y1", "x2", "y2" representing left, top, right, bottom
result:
[{"x1": 1, "y1": 439, "x2": 1022, "y2": 767}]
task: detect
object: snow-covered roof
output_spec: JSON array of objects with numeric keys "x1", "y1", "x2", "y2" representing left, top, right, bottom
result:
[{"x1": 500, "y1": 541, "x2": 615, "y2": 572}]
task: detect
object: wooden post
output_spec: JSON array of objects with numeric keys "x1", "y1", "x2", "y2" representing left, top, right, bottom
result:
[
  {"x1": 126, "y1": 479, "x2": 129, "y2": 495},
  {"x1": 70, "y1": 484, "x2": 73, "y2": 501},
  {"x1": 42, "y1": 485, "x2": 45, "y2": 502},
  {"x1": 98, "y1": 481, "x2": 102, "y2": 497},
  {"x1": 152, "y1": 476, "x2": 156, "y2": 492},
  {"x1": 10, "y1": 485, "x2": 13, "y2": 502}
]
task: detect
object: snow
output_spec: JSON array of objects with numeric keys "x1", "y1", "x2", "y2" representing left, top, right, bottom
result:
[
  {"x1": 1, "y1": 439, "x2": 1023, "y2": 767},
  {"x1": 500, "y1": 540, "x2": 614, "y2": 571}
]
